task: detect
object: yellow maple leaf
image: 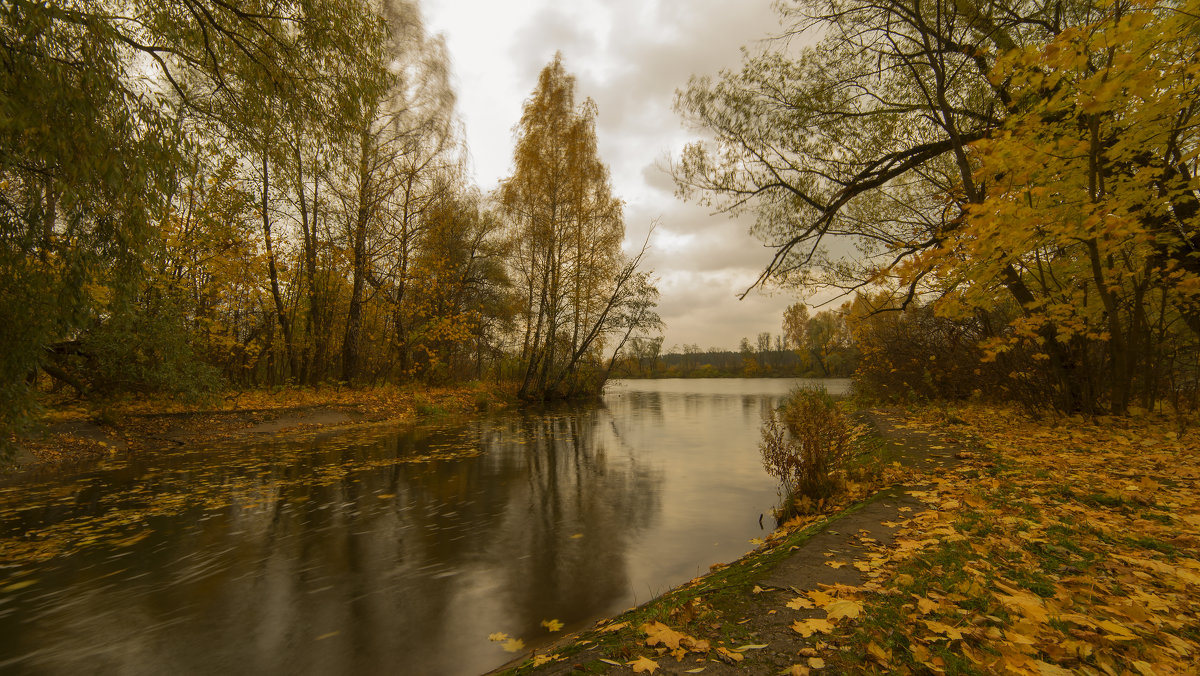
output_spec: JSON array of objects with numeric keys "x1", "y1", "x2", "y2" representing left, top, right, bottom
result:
[
  {"x1": 808, "y1": 656, "x2": 826, "y2": 668},
  {"x1": 825, "y1": 599, "x2": 862, "y2": 621},
  {"x1": 541, "y1": 618, "x2": 564, "y2": 632},
  {"x1": 786, "y1": 596, "x2": 815, "y2": 610},
  {"x1": 487, "y1": 632, "x2": 509, "y2": 642},
  {"x1": 791, "y1": 618, "x2": 835, "y2": 637},
  {"x1": 628, "y1": 655, "x2": 659, "y2": 673},
  {"x1": 502, "y1": 638, "x2": 525, "y2": 653},
  {"x1": 641, "y1": 621, "x2": 687, "y2": 651}
]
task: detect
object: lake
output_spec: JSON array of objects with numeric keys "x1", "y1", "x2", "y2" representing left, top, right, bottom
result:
[{"x1": 0, "y1": 378, "x2": 849, "y2": 675}]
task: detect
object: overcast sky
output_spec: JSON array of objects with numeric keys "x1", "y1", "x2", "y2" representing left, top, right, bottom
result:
[{"x1": 422, "y1": 0, "x2": 799, "y2": 352}]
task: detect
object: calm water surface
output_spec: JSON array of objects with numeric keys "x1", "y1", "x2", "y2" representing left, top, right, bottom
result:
[{"x1": 0, "y1": 378, "x2": 848, "y2": 675}]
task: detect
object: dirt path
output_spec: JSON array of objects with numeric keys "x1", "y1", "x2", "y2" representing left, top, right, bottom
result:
[{"x1": 501, "y1": 408, "x2": 974, "y2": 675}]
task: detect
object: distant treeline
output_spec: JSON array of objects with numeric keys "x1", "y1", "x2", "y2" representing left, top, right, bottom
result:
[{"x1": 611, "y1": 331, "x2": 858, "y2": 379}]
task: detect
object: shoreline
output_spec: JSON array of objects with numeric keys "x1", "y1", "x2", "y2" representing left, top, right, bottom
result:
[{"x1": 5, "y1": 383, "x2": 515, "y2": 479}]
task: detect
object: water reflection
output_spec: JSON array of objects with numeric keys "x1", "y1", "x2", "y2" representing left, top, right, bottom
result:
[{"x1": 0, "y1": 378, "x2": 847, "y2": 675}]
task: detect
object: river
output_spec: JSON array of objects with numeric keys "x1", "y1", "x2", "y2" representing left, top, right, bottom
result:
[{"x1": 0, "y1": 378, "x2": 849, "y2": 675}]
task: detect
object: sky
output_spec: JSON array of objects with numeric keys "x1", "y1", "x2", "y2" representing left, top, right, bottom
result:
[{"x1": 421, "y1": 0, "x2": 803, "y2": 352}]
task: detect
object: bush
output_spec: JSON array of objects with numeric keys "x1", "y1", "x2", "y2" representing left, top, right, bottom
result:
[{"x1": 760, "y1": 387, "x2": 853, "y2": 508}]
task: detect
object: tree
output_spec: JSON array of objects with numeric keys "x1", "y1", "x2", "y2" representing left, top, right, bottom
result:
[
  {"x1": 0, "y1": 0, "x2": 368, "y2": 446},
  {"x1": 501, "y1": 53, "x2": 658, "y2": 400},
  {"x1": 675, "y1": 0, "x2": 1200, "y2": 412}
]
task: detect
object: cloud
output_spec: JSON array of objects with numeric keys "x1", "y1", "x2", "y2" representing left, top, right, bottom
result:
[{"x1": 424, "y1": 0, "x2": 792, "y2": 349}]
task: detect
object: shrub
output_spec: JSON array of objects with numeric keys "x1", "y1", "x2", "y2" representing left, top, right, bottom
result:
[{"x1": 760, "y1": 387, "x2": 853, "y2": 508}]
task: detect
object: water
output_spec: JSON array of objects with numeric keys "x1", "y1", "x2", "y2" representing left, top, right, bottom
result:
[{"x1": 0, "y1": 378, "x2": 848, "y2": 675}]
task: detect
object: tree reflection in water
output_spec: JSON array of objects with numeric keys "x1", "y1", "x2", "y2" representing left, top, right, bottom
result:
[{"x1": 0, "y1": 378, "x2": 846, "y2": 675}]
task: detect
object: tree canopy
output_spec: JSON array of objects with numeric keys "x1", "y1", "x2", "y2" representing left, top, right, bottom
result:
[{"x1": 675, "y1": 0, "x2": 1200, "y2": 413}]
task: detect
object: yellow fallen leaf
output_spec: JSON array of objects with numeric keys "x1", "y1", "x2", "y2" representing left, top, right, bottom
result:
[
  {"x1": 866, "y1": 641, "x2": 890, "y2": 665},
  {"x1": 786, "y1": 664, "x2": 811, "y2": 675},
  {"x1": 915, "y1": 596, "x2": 939, "y2": 614},
  {"x1": 808, "y1": 656, "x2": 826, "y2": 668},
  {"x1": 922, "y1": 619, "x2": 962, "y2": 640},
  {"x1": 1096, "y1": 619, "x2": 1136, "y2": 640},
  {"x1": 825, "y1": 599, "x2": 862, "y2": 621},
  {"x1": 487, "y1": 632, "x2": 509, "y2": 642},
  {"x1": 786, "y1": 596, "x2": 814, "y2": 610},
  {"x1": 569, "y1": 533, "x2": 583, "y2": 539},
  {"x1": 629, "y1": 656, "x2": 659, "y2": 673},
  {"x1": 825, "y1": 561, "x2": 846, "y2": 569},
  {"x1": 716, "y1": 646, "x2": 744, "y2": 662},
  {"x1": 1035, "y1": 660, "x2": 1073, "y2": 676},
  {"x1": 541, "y1": 618, "x2": 564, "y2": 632},
  {"x1": 641, "y1": 621, "x2": 688, "y2": 651},
  {"x1": 791, "y1": 618, "x2": 834, "y2": 637},
  {"x1": 502, "y1": 638, "x2": 524, "y2": 653}
]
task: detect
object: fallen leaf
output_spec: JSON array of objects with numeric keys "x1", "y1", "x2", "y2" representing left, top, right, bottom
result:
[
  {"x1": 629, "y1": 656, "x2": 659, "y2": 673},
  {"x1": 642, "y1": 621, "x2": 688, "y2": 651},
  {"x1": 786, "y1": 596, "x2": 815, "y2": 610},
  {"x1": 541, "y1": 618, "x2": 564, "y2": 632},
  {"x1": 791, "y1": 618, "x2": 835, "y2": 637},
  {"x1": 825, "y1": 599, "x2": 862, "y2": 621},
  {"x1": 502, "y1": 638, "x2": 525, "y2": 653},
  {"x1": 716, "y1": 646, "x2": 744, "y2": 662},
  {"x1": 922, "y1": 619, "x2": 962, "y2": 640},
  {"x1": 866, "y1": 641, "x2": 890, "y2": 665},
  {"x1": 487, "y1": 632, "x2": 509, "y2": 642},
  {"x1": 808, "y1": 656, "x2": 826, "y2": 669}
]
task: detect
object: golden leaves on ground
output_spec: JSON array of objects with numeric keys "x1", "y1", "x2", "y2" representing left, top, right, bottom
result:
[{"x1": 805, "y1": 404, "x2": 1200, "y2": 674}]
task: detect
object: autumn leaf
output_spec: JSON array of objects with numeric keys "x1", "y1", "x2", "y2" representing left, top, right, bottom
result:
[
  {"x1": 786, "y1": 596, "x2": 815, "y2": 610},
  {"x1": 808, "y1": 656, "x2": 826, "y2": 669},
  {"x1": 866, "y1": 641, "x2": 891, "y2": 665},
  {"x1": 501, "y1": 638, "x2": 525, "y2": 653},
  {"x1": 487, "y1": 632, "x2": 509, "y2": 642},
  {"x1": 628, "y1": 656, "x2": 659, "y2": 673},
  {"x1": 641, "y1": 621, "x2": 688, "y2": 651},
  {"x1": 825, "y1": 599, "x2": 862, "y2": 621},
  {"x1": 791, "y1": 618, "x2": 834, "y2": 637},
  {"x1": 715, "y1": 646, "x2": 744, "y2": 663},
  {"x1": 541, "y1": 618, "x2": 564, "y2": 632},
  {"x1": 922, "y1": 619, "x2": 962, "y2": 640}
]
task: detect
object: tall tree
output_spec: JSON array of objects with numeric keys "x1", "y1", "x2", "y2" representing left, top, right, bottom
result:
[{"x1": 501, "y1": 54, "x2": 658, "y2": 399}]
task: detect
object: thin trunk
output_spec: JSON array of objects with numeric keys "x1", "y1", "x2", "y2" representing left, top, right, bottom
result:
[{"x1": 261, "y1": 151, "x2": 296, "y2": 380}]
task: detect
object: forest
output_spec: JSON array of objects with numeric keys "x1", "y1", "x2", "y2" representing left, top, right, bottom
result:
[{"x1": 0, "y1": 1, "x2": 660, "y2": 449}]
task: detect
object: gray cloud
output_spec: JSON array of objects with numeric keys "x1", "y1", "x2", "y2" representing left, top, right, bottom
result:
[{"x1": 428, "y1": 0, "x2": 796, "y2": 349}]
